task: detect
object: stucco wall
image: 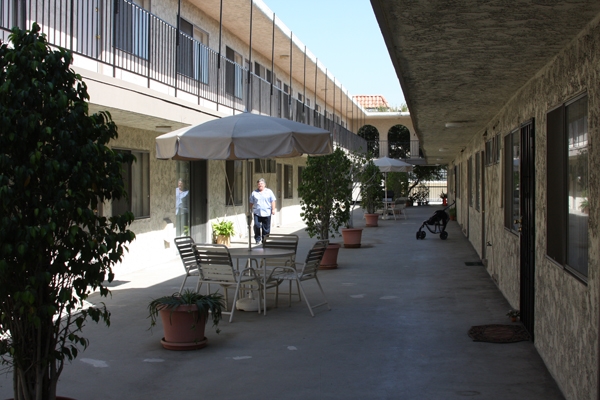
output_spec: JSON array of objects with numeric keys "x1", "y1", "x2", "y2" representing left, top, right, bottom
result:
[{"x1": 451, "y1": 15, "x2": 600, "y2": 400}]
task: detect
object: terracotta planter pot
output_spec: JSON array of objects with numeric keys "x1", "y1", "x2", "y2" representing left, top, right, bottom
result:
[
  {"x1": 341, "y1": 228, "x2": 363, "y2": 248},
  {"x1": 159, "y1": 305, "x2": 207, "y2": 350},
  {"x1": 215, "y1": 235, "x2": 231, "y2": 247},
  {"x1": 364, "y1": 213, "x2": 379, "y2": 227},
  {"x1": 320, "y1": 242, "x2": 341, "y2": 269}
]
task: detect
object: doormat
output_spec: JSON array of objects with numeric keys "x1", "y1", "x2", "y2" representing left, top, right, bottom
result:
[{"x1": 468, "y1": 324, "x2": 531, "y2": 343}]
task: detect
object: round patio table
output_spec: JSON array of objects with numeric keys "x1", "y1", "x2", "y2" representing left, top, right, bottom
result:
[{"x1": 228, "y1": 247, "x2": 296, "y2": 315}]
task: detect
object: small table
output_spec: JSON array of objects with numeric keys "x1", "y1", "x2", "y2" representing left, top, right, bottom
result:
[
  {"x1": 229, "y1": 247, "x2": 296, "y2": 315},
  {"x1": 382, "y1": 201, "x2": 396, "y2": 220}
]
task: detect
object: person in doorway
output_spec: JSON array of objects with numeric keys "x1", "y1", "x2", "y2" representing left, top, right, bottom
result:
[
  {"x1": 175, "y1": 179, "x2": 189, "y2": 237},
  {"x1": 249, "y1": 178, "x2": 276, "y2": 244}
]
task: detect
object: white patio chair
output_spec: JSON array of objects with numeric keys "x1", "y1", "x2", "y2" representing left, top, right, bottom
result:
[
  {"x1": 261, "y1": 234, "x2": 300, "y2": 301},
  {"x1": 268, "y1": 240, "x2": 331, "y2": 317},
  {"x1": 173, "y1": 236, "x2": 201, "y2": 293},
  {"x1": 194, "y1": 243, "x2": 262, "y2": 322}
]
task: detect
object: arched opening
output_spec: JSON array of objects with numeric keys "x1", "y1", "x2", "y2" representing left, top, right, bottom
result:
[
  {"x1": 388, "y1": 124, "x2": 421, "y2": 159},
  {"x1": 357, "y1": 124, "x2": 380, "y2": 157}
]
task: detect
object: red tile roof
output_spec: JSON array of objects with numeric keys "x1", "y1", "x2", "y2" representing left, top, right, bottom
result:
[{"x1": 353, "y1": 95, "x2": 389, "y2": 109}]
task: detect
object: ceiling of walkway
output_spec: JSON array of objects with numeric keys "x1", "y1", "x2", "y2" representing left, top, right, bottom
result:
[{"x1": 370, "y1": 0, "x2": 600, "y2": 164}]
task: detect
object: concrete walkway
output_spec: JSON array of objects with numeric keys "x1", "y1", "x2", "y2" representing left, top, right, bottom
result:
[{"x1": 0, "y1": 206, "x2": 564, "y2": 399}]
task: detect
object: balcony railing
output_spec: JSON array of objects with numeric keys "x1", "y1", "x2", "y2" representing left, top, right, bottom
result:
[{"x1": 0, "y1": 0, "x2": 366, "y2": 153}]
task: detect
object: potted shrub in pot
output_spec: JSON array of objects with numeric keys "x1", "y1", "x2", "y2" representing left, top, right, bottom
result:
[
  {"x1": 148, "y1": 289, "x2": 226, "y2": 350},
  {"x1": 212, "y1": 219, "x2": 235, "y2": 247},
  {"x1": 0, "y1": 25, "x2": 136, "y2": 400},
  {"x1": 341, "y1": 151, "x2": 369, "y2": 248},
  {"x1": 360, "y1": 160, "x2": 384, "y2": 227},
  {"x1": 298, "y1": 148, "x2": 353, "y2": 268}
]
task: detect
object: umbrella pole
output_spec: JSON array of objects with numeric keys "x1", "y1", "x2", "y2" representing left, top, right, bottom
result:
[{"x1": 247, "y1": 159, "x2": 252, "y2": 250}]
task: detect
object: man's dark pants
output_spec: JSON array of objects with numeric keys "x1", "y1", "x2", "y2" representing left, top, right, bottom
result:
[{"x1": 253, "y1": 214, "x2": 271, "y2": 242}]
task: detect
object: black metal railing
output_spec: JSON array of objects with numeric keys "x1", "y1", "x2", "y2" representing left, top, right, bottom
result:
[{"x1": 0, "y1": 0, "x2": 366, "y2": 153}]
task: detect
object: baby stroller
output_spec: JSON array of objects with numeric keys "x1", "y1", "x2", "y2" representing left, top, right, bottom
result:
[{"x1": 416, "y1": 202, "x2": 455, "y2": 240}]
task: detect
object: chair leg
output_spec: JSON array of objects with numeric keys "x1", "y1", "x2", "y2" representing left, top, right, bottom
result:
[
  {"x1": 179, "y1": 275, "x2": 188, "y2": 293},
  {"x1": 314, "y1": 276, "x2": 331, "y2": 311},
  {"x1": 296, "y1": 280, "x2": 315, "y2": 317}
]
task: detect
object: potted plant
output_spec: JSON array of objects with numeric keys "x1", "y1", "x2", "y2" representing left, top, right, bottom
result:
[
  {"x1": 148, "y1": 289, "x2": 226, "y2": 350},
  {"x1": 506, "y1": 309, "x2": 520, "y2": 323},
  {"x1": 440, "y1": 191, "x2": 448, "y2": 206},
  {"x1": 360, "y1": 160, "x2": 384, "y2": 227},
  {"x1": 415, "y1": 184, "x2": 430, "y2": 206},
  {"x1": 212, "y1": 219, "x2": 235, "y2": 247},
  {"x1": 298, "y1": 148, "x2": 353, "y2": 268},
  {"x1": 342, "y1": 151, "x2": 369, "y2": 248},
  {"x1": 448, "y1": 207, "x2": 457, "y2": 221},
  {"x1": 0, "y1": 24, "x2": 136, "y2": 400}
]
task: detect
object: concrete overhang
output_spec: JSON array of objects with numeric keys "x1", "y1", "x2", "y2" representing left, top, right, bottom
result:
[{"x1": 370, "y1": 0, "x2": 600, "y2": 164}]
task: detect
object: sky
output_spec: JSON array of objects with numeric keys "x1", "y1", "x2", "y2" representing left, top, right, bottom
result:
[{"x1": 263, "y1": 0, "x2": 406, "y2": 109}]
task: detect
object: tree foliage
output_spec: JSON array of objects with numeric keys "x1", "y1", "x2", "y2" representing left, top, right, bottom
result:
[
  {"x1": 408, "y1": 165, "x2": 446, "y2": 193},
  {"x1": 359, "y1": 161, "x2": 383, "y2": 214},
  {"x1": 0, "y1": 24, "x2": 135, "y2": 399},
  {"x1": 388, "y1": 124, "x2": 411, "y2": 159},
  {"x1": 357, "y1": 125, "x2": 379, "y2": 158},
  {"x1": 298, "y1": 149, "x2": 352, "y2": 240}
]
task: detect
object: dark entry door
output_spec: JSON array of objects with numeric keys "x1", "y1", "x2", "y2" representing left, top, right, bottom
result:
[
  {"x1": 190, "y1": 160, "x2": 208, "y2": 243},
  {"x1": 519, "y1": 120, "x2": 535, "y2": 339}
]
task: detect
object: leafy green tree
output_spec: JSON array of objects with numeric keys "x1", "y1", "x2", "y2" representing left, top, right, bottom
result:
[
  {"x1": 359, "y1": 161, "x2": 383, "y2": 214},
  {"x1": 357, "y1": 125, "x2": 379, "y2": 158},
  {"x1": 0, "y1": 24, "x2": 135, "y2": 399},
  {"x1": 388, "y1": 124, "x2": 411, "y2": 159},
  {"x1": 298, "y1": 148, "x2": 352, "y2": 240},
  {"x1": 408, "y1": 165, "x2": 446, "y2": 194}
]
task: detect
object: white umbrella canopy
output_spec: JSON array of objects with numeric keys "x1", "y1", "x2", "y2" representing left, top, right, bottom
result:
[
  {"x1": 373, "y1": 156, "x2": 413, "y2": 173},
  {"x1": 372, "y1": 157, "x2": 414, "y2": 216},
  {"x1": 155, "y1": 112, "x2": 333, "y2": 161}
]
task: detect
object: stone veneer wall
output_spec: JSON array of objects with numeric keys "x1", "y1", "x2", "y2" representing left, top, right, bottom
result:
[{"x1": 450, "y1": 14, "x2": 600, "y2": 400}]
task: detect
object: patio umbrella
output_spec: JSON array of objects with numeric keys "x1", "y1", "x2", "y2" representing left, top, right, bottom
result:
[
  {"x1": 155, "y1": 112, "x2": 333, "y2": 248},
  {"x1": 373, "y1": 157, "x2": 413, "y2": 215},
  {"x1": 155, "y1": 112, "x2": 332, "y2": 161}
]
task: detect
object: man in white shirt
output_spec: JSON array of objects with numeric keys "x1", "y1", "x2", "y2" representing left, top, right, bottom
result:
[{"x1": 249, "y1": 178, "x2": 276, "y2": 244}]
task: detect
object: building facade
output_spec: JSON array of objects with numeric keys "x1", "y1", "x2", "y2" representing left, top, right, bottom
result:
[{"x1": 372, "y1": 1, "x2": 600, "y2": 399}]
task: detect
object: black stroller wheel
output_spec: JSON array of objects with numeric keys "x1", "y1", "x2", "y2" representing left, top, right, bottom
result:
[
  {"x1": 419, "y1": 231, "x2": 426, "y2": 239},
  {"x1": 416, "y1": 231, "x2": 421, "y2": 240},
  {"x1": 440, "y1": 231, "x2": 448, "y2": 240}
]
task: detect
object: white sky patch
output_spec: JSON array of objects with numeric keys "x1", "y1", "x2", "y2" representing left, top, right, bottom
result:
[{"x1": 80, "y1": 358, "x2": 108, "y2": 368}]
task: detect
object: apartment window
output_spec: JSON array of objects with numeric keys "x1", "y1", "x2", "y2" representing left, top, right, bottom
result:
[
  {"x1": 114, "y1": 0, "x2": 149, "y2": 59},
  {"x1": 547, "y1": 94, "x2": 588, "y2": 279},
  {"x1": 298, "y1": 166, "x2": 304, "y2": 191},
  {"x1": 254, "y1": 159, "x2": 276, "y2": 174},
  {"x1": 485, "y1": 135, "x2": 501, "y2": 166},
  {"x1": 225, "y1": 46, "x2": 244, "y2": 99},
  {"x1": 112, "y1": 150, "x2": 150, "y2": 219},
  {"x1": 503, "y1": 129, "x2": 520, "y2": 232},
  {"x1": 225, "y1": 160, "x2": 243, "y2": 206},
  {"x1": 178, "y1": 18, "x2": 209, "y2": 84},
  {"x1": 284, "y1": 165, "x2": 293, "y2": 199}
]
